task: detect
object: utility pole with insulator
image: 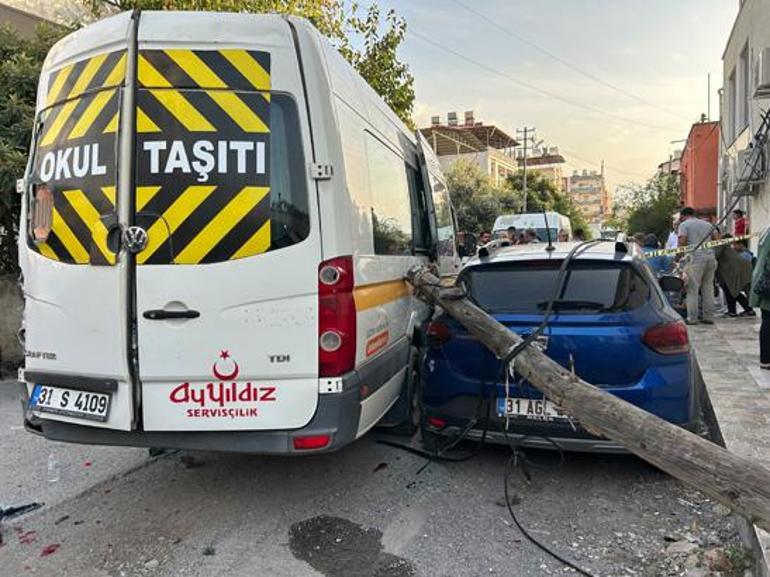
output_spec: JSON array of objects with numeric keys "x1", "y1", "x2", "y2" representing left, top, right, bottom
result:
[{"x1": 516, "y1": 127, "x2": 537, "y2": 212}]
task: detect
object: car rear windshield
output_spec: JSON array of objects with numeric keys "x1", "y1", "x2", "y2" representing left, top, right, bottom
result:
[{"x1": 465, "y1": 260, "x2": 651, "y2": 314}]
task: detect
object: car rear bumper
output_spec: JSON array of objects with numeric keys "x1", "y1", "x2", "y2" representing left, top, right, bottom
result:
[
  {"x1": 422, "y1": 389, "x2": 700, "y2": 454},
  {"x1": 21, "y1": 381, "x2": 362, "y2": 454},
  {"x1": 426, "y1": 418, "x2": 701, "y2": 454}
]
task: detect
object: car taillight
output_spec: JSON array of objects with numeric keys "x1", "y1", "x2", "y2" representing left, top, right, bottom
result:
[
  {"x1": 426, "y1": 320, "x2": 453, "y2": 348},
  {"x1": 426, "y1": 416, "x2": 447, "y2": 429},
  {"x1": 318, "y1": 256, "x2": 356, "y2": 377},
  {"x1": 642, "y1": 321, "x2": 690, "y2": 355}
]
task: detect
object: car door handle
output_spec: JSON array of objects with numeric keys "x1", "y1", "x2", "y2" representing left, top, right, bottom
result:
[{"x1": 143, "y1": 309, "x2": 200, "y2": 320}]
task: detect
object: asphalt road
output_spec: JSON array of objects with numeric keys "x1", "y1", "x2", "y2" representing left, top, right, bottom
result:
[{"x1": 0, "y1": 380, "x2": 748, "y2": 577}]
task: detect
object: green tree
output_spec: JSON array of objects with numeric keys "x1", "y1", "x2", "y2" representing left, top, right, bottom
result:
[
  {"x1": 0, "y1": 23, "x2": 69, "y2": 274},
  {"x1": 504, "y1": 170, "x2": 593, "y2": 239},
  {"x1": 445, "y1": 159, "x2": 504, "y2": 234},
  {"x1": 84, "y1": 0, "x2": 415, "y2": 125},
  {"x1": 617, "y1": 173, "x2": 680, "y2": 241}
]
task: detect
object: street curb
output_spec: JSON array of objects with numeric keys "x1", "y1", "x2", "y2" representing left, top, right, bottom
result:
[{"x1": 697, "y1": 357, "x2": 770, "y2": 577}]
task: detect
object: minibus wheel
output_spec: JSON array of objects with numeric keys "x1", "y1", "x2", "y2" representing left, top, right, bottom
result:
[{"x1": 388, "y1": 346, "x2": 422, "y2": 436}]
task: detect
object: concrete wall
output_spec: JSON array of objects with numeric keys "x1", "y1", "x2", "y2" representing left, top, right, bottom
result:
[
  {"x1": 720, "y1": 0, "x2": 770, "y2": 246},
  {"x1": 0, "y1": 3, "x2": 49, "y2": 38},
  {"x1": 0, "y1": 275, "x2": 23, "y2": 369},
  {"x1": 680, "y1": 122, "x2": 720, "y2": 214}
]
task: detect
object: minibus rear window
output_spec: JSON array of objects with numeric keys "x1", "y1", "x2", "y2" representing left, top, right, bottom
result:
[{"x1": 133, "y1": 92, "x2": 310, "y2": 265}]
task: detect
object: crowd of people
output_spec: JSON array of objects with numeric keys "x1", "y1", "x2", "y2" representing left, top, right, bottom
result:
[
  {"x1": 474, "y1": 226, "x2": 585, "y2": 249},
  {"x1": 634, "y1": 208, "x2": 754, "y2": 324},
  {"x1": 635, "y1": 207, "x2": 770, "y2": 371}
]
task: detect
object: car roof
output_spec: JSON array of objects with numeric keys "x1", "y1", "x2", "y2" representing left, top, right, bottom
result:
[{"x1": 465, "y1": 241, "x2": 643, "y2": 268}]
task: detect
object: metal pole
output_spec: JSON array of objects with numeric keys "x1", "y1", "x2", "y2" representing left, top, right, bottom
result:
[
  {"x1": 522, "y1": 127, "x2": 528, "y2": 212},
  {"x1": 517, "y1": 127, "x2": 534, "y2": 212},
  {"x1": 707, "y1": 73, "x2": 711, "y2": 121}
]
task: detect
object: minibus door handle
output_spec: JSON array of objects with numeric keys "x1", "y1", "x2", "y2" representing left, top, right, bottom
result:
[{"x1": 143, "y1": 309, "x2": 200, "y2": 320}]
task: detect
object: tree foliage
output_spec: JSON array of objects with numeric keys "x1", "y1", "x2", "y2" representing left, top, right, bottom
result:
[
  {"x1": 445, "y1": 159, "x2": 507, "y2": 233},
  {"x1": 446, "y1": 160, "x2": 593, "y2": 238},
  {"x1": 84, "y1": 0, "x2": 415, "y2": 124},
  {"x1": 0, "y1": 24, "x2": 69, "y2": 275},
  {"x1": 614, "y1": 173, "x2": 680, "y2": 241}
]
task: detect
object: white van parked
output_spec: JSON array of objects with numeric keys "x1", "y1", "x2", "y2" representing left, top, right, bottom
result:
[
  {"x1": 18, "y1": 11, "x2": 459, "y2": 453},
  {"x1": 493, "y1": 212, "x2": 572, "y2": 242}
]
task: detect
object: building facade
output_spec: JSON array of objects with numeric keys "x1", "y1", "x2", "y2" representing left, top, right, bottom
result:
[
  {"x1": 679, "y1": 121, "x2": 720, "y2": 216},
  {"x1": 517, "y1": 148, "x2": 567, "y2": 192},
  {"x1": 719, "y1": 0, "x2": 770, "y2": 241},
  {"x1": 569, "y1": 170, "x2": 610, "y2": 226},
  {"x1": 0, "y1": 2, "x2": 52, "y2": 37},
  {"x1": 419, "y1": 111, "x2": 519, "y2": 186},
  {"x1": 657, "y1": 150, "x2": 682, "y2": 177}
]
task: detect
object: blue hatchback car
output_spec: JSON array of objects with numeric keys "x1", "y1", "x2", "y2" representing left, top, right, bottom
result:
[{"x1": 421, "y1": 242, "x2": 699, "y2": 453}]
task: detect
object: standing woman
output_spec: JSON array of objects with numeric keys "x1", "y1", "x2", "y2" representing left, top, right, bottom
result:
[{"x1": 750, "y1": 228, "x2": 770, "y2": 369}]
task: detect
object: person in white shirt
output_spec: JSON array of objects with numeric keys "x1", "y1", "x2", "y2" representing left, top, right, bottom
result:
[
  {"x1": 678, "y1": 207, "x2": 718, "y2": 325},
  {"x1": 666, "y1": 215, "x2": 679, "y2": 250}
]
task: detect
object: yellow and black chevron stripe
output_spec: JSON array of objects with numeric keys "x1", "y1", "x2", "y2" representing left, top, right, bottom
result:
[
  {"x1": 30, "y1": 50, "x2": 126, "y2": 265},
  {"x1": 136, "y1": 49, "x2": 270, "y2": 135},
  {"x1": 34, "y1": 186, "x2": 118, "y2": 265},
  {"x1": 135, "y1": 48, "x2": 273, "y2": 266},
  {"x1": 42, "y1": 50, "x2": 126, "y2": 145}
]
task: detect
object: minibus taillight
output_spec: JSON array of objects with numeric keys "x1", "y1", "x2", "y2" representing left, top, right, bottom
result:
[
  {"x1": 293, "y1": 434, "x2": 331, "y2": 450},
  {"x1": 318, "y1": 256, "x2": 356, "y2": 377},
  {"x1": 31, "y1": 184, "x2": 53, "y2": 243},
  {"x1": 426, "y1": 320, "x2": 453, "y2": 348},
  {"x1": 642, "y1": 321, "x2": 689, "y2": 355}
]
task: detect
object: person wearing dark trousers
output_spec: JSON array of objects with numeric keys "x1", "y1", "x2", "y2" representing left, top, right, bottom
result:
[
  {"x1": 750, "y1": 229, "x2": 770, "y2": 369},
  {"x1": 723, "y1": 286, "x2": 753, "y2": 316},
  {"x1": 715, "y1": 241, "x2": 754, "y2": 317},
  {"x1": 757, "y1": 306, "x2": 770, "y2": 369}
]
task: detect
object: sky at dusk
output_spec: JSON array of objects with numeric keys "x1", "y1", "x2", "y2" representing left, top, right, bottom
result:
[{"x1": 384, "y1": 0, "x2": 739, "y2": 195}]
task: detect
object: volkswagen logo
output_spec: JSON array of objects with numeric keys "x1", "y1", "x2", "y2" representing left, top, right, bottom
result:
[{"x1": 122, "y1": 226, "x2": 149, "y2": 253}]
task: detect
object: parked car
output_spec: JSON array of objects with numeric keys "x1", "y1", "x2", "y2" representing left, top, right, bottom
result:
[{"x1": 420, "y1": 241, "x2": 699, "y2": 453}]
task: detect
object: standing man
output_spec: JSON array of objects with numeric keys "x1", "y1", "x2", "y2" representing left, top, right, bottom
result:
[
  {"x1": 678, "y1": 207, "x2": 718, "y2": 325},
  {"x1": 506, "y1": 227, "x2": 518, "y2": 244},
  {"x1": 666, "y1": 214, "x2": 680, "y2": 250},
  {"x1": 733, "y1": 209, "x2": 749, "y2": 237}
]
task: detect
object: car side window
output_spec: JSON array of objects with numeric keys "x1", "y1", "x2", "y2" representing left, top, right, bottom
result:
[{"x1": 364, "y1": 133, "x2": 413, "y2": 256}]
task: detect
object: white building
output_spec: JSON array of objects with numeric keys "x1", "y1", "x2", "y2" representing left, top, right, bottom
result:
[
  {"x1": 719, "y1": 0, "x2": 770, "y2": 242},
  {"x1": 419, "y1": 111, "x2": 519, "y2": 186}
]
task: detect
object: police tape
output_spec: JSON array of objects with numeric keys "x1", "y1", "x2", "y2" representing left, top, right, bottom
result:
[{"x1": 644, "y1": 233, "x2": 756, "y2": 257}]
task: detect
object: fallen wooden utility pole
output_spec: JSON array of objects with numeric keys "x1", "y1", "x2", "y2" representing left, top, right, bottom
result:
[{"x1": 407, "y1": 266, "x2": 770, "y2": 533}]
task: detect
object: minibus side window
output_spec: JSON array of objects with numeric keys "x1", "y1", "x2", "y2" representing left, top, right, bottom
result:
[{"x1": 364, "y1": 133, "x2": 412, "y2": 256}]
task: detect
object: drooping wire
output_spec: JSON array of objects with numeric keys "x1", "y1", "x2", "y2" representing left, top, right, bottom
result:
[
  {"x1": 407, "y1": 29, "x2": 681, "y2": 134},
  {"x1": 448, "y1": 0, "x2": 692, "y2": 123}
]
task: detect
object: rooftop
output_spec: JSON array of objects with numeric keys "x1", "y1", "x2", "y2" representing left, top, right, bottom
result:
[
  {"x1": 419, "y1": 124, "x2": 519, "y2": 156},
  {"x1": 517, "y1": 153, "x2": 566, "y2": 167}
]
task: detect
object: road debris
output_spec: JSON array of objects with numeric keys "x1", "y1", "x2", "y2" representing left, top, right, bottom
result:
[
  {"x1": 0, "y1": 502, "x2": 42, "y2": 521},
  {"x1": 40, "y1": 543, "x2": 60, "y2": 557}
]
